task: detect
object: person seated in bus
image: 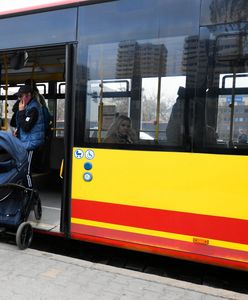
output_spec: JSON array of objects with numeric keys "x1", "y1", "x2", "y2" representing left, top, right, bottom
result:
[
  {"x1": 14, "y1": 85, "x2": 45, "y2": 187},
  {"x1": 104, "y1": 115, "x2": 137, "y2": 144},
  {"x1": 238, "y1": 129, "x2": 247, "y2": 144},
  {"x1": 166, "y1": 86, "x2": 185, "y2": 145}
]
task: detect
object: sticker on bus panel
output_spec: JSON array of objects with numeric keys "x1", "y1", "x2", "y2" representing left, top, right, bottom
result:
[
  {"x1": 83, "y1": 172, "x2": 93, "y2": 182},
  {"x1": 85, "y1": 149, "x2": 95, "y2": 160},
  {"x1": 74, "y1": 149, "x2": 84, "y2": 159}
]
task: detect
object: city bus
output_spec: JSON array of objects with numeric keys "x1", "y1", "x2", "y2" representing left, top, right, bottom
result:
[{"x1": 1, "y1": 0, "x2": 248, "y2": 271}]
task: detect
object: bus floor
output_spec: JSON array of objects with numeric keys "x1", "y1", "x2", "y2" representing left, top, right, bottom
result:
[{"x1": 28, "y1": 172, "x2": 62, "y2": 233}]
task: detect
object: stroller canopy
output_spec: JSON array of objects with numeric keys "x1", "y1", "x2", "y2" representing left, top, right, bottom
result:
[{"x1": 0, "y1": 131, "x2": 27, "y2": 168}]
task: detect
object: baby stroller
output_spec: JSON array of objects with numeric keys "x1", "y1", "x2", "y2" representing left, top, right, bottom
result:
[{"x1": 0, "y1": 131, "x2": 42, "y2": 249}]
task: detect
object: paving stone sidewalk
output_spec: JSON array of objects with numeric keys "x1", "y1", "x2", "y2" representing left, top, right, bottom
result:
[{"x1": 0, "y1": 242, "x2": 246, "y2": 300}]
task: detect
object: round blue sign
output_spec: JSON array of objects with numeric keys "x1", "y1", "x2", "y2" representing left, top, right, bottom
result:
[{"x1": 84, "y1": 162, "x2": 92, "y2": 170}]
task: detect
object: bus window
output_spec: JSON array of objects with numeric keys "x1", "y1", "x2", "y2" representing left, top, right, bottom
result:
[
  {"x1": 141, "y1": 77, "x2": 186, "y2": 144},
  {"x1": 86, "y1": 79, "x2": 131, "y2": 142},
  {"x1": 197, "y1": 23, "x2": 248, "y2": 151},
  {"x1": 54, "y1": 82, "x2": 65, "y2": 138},
  {"x1": 56, "y1": 99, "x2": 65, "y2": 137},
  {"x1": 0, "y1": 85, "x2": 19, "y2": 131},
  {"x1": 84, "y1": 38, "x2": 188, "y2": 147},
  {"x1": 78, "y1": 0, "x2": 200, "y2": 150},
  {"x1": 216, "y1": 74, "x2": 248, "y2": 146}
]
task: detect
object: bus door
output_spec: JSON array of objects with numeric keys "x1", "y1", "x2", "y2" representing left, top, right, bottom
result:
[{"x1": 0, "y1": 44, "x2": 75, "y2": 235}]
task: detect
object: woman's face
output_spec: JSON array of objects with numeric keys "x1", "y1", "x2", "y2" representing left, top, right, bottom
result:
[{"x1": 118, "y1": 120, "x2": 130, "y2": 136}]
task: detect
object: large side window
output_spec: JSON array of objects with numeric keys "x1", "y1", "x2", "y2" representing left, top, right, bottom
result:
[
  {"x1": 77, "y1": 0, "x2": 200, "y2": 149},
  {"x1": 195, "y1": 0, "x2": 248, "y2": 153},
  {"x1": 85, "y1": 40, "x2": 187, "y2": 146},
  {"x1": 195, "y1": 22, "x2": 248, "y2": 152}
]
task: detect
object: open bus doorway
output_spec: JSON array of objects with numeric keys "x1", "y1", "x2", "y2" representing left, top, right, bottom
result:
[{"x1": 0, "y1": 44, "x2": 71, "y2": 234}]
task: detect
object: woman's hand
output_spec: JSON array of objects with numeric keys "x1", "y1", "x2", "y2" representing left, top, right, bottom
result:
[
  {"x1": 13, "y1": 129, "x2": 18, "y2": 137},
  {"x1": 19, "y1": 98, "x2": 26, "y2": 111}
]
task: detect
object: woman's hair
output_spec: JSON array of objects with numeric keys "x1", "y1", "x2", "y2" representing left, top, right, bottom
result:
[
  {"x1": 25, "y1": 78, "x2": 48, "y2": 107},
  {"x1": 25, "y1": 78, "x2": 39, "y2": 93},
  {"x1": 105, "y1": 115, "x2": 132, "y2": 138}
]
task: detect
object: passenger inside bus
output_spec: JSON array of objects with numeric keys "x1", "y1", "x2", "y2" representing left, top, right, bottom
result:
[
  {"x1": 25, "y1": 79, "x2": 53, "y2": 167},
  {"x1": 25, "y1": 79, "x2": 52, "y2": 135},
  {"x1": 104, "y1": 115, "x2": 137, "y2": 144},
  {"x1": 11, "y1": 79, "x2": 52, "y2": 133},
  {"x1": 166, "y1": 86, "x2": 185, "y2": 145},
  {"x1": 10, "y1": 80, "x2": 52, "y2": 173},
  {"x1": 238, "y1": 129, "x2": 247, "y2": 144},
  {"x1": 14, "y1": 85, "x2": 45, "y2": 187}
]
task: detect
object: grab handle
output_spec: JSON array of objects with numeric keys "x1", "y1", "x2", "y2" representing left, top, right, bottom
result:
[{"x1": 59, "y1": 159, "x2": 64, "y2": 179}]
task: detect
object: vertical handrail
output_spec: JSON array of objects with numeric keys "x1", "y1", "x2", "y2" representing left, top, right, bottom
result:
[
  {"x1": 229, "y1": 64, "x2": 236, "y2": 147},
  {"x1": 155, "y1": 76, "x2": 161, "y2": 142},
  {"x1": 155, "y1": 48, "x2": 164, "y2": 142},
  {"x1": 97, "y1": 80, "x2": 104, "y2": 143},
  {"x1": 1, "y1": 54, "x2": 8, "y2": 130}
]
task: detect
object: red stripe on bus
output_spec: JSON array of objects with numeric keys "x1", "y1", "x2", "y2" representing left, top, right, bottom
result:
[
  {"x1": 71, "y1": 223, "x2": 248, "y2": 263},
  {"x1": 71, "y1": 230, "x2": 248, "y2": 271},
  {"x1": 72, "y1": 199, "x2": 248, "y2": 245}
]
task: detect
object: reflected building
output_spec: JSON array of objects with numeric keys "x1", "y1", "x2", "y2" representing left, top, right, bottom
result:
[
  {"x1": 182, "y1": 35, "x2": 209, "y2": 88},
  {"x1": 116, "y1": 40, "x2": 167, "y2": 78},
  {"x1": 182, "y1": 31, "x2": 248, "y2": 88}
]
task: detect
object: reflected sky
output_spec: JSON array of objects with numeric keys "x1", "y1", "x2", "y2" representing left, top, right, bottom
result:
[
  {"x1": 0, "y1": 8, "x2": 77, "y2": 49},
  {"x1": 81, "y1": 0, "x2": 198, "y2": 112},
  {"x1": 79, "y1": 0, "x2": 200, "y2": 43}
]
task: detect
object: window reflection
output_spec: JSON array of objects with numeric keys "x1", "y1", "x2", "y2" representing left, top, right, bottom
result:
[
  {"x1": 79, "y1": 0, "x2": 200, "y2": 149},
  {"x1": 85, "y1": 37, "x2": 188, "y2": 146},
  {"x1": 198, "y1": 22, "x2": 248, "y2": 150},
  {"x1": 201, "y1": 0, "x2": 248, "y2": 26}
]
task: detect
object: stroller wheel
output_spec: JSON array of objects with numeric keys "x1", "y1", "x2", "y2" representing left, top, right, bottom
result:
[
  {"x1": 34, "y1": 195, "x2": 42, "y2": 220},
  {"x1": 16, "y1": 222, "x2": 33, "y2": 250}
]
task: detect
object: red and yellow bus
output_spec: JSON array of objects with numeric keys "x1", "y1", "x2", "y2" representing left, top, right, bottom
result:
[{"x1": 1, "y1": 0, "x2": 248, "y2": 271}]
